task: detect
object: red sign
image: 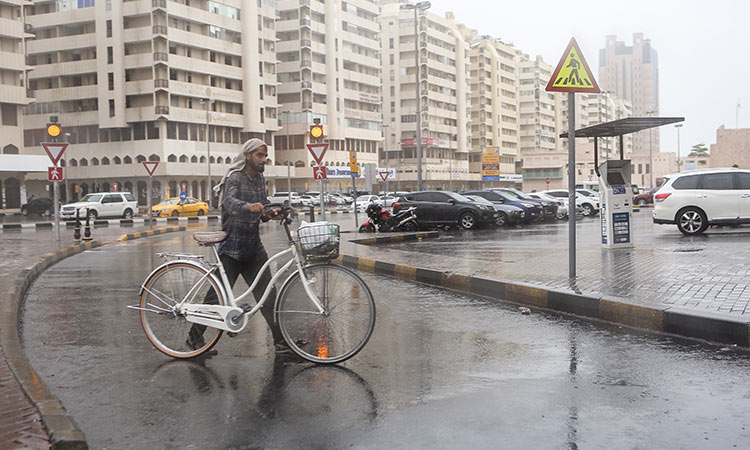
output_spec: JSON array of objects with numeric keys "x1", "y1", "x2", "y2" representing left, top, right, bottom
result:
[
  {"x1": 41, "y1": 142, "x2": 69, "y2": 166},
  {"x1": 306, "y1": 143, "x2": 329, "y2": 165},
  {"x1": 313, "y1": 166, "x2": 327, "y2": 180},
  {"x1": 113, "y1": 182, "x2": 119, "y2": 191},
  {"x1": 48, "y1": 166, "x2": 63, "y2": 181},
  {"x1": 142, "y1": 161, "x2": 159, "y2": 176},
  {"x1": 379, "y1": 171, "x2": 389, "y2": 182},
  {"x1": 545, "y1": 178, "x2": 551, "y2": 185}
]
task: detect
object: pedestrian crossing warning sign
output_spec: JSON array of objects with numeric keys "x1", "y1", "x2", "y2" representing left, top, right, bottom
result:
[{"x1": 546, "y1": 38, "x2": 600, "y2": 93}]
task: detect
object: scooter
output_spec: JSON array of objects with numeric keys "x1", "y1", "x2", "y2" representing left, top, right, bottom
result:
[{"x1": 358, "y1": 203, "x2": 419, "y2": 233}]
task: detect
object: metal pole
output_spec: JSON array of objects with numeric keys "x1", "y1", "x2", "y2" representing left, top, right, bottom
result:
[
  {"x1": 147, "y1": 175, "x2": 153, "y2": 229},
  {"x1": 352, "y1": 175, "x2": 358, "y2": 228},
  {"x1": 414, "y1": 6, "x2": 422, "y2": 191},
  {"x1": 649, "y1": 124, "x2": 653, "y2": 189},
  {"x1": 320, "y1": 179, "x2": 325, "y2": 221},
  {"x1": 676, "y1": 124, "x2": 683, "y2": 172},
  {"x1": 206, "y1": 112, "x2": 212, "y2": 209},
  {"x1": 54, "y1": 180, "x2": 60, "y2": 243},
  {"x1": 286, "y1": 112, "x2": 292, "y2": 205},
  {"x1": 384, "y1": 125, "x2": 389, "y2": 196},
  {"x1": 567, "y1": 92, "x2": 576, "y2": 279}
]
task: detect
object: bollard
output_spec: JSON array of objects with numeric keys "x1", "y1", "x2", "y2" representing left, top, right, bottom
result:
[
  {"x1": 308, "y1": 204, "x2": 315, "y2": 222},
  {"x1": 82, "y1": 208, "x2": 92, "y2": 241},
  {"x1": 73, "y1": 208, "x2": 81, "y2": 242}
]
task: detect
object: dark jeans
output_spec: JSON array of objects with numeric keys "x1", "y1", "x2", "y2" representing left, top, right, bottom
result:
[{"x1": 189, "y1": 252, "x2": 282, "y2": 345}]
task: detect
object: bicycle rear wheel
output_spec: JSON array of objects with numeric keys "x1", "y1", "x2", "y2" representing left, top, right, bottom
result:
[
  {"x1": 276, "y1": 264, "x2": 375, "y2": 364},
  {"x1": 140, "y1": 262, "x2": 225, "y2": 359}
]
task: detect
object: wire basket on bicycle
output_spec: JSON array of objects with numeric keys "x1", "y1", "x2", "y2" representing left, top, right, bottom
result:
[{"x1": 297, "y1": 222, "x2": 340, "y2": 261}]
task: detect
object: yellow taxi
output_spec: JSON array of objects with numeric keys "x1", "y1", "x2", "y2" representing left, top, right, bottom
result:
[{"x1": 151, "y1": 197, "x2": 209, "y2": 217}]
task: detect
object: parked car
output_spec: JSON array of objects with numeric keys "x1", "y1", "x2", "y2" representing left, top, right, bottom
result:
[
  {"x1": 464, "y1": 195, "x2": 525, "y2": 226},
  {"x1": 328, "y1": 193, "x2": 352, "y2": 206},
  {"x1": 576, "y1": 181, "x2": 640, "y2": 195},
  {"x1": 529, "y1": 192, "x2": 576, "y2": 219},
  {"x1": 653, "y1": 168, "x2": 750, "y2": 235},
  {"x1": 541, "y1": 189, "x2": 600, "y2": 217},
  {"x1": 393, "y1": 191, "x2": 496, "y2": 230},
  {"x1": 21, "y1": 197, "x2": 54, "y2": 216},
  {"x1": 633, "y1": 188, "x2": 656, "y2": 206},
  {"x1": 354, "y1": 194, "x2": 396, "y2": 211},
  {"x1": 151, "y1": 197, "x2": 209, "y2": 217},
  {"x1": 493, "y1": 188, "x2": 557, "y2": 221},
  {"x1": 463, "y1": 189, "x2": 543, "y2": 223},
  {"x1": 268, "y1": 191, "x2": 302, "y2": 206},
  {"x1": 61, "y1": 192, "x2": 138, "y2": 220},
  {"x1": 576, "y1": 188, "x2": 600, "y2": 200}
]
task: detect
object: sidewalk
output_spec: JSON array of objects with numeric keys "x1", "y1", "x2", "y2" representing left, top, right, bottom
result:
[{"x1": 0, "y1": 223, "x2": 196, "y2": 449}]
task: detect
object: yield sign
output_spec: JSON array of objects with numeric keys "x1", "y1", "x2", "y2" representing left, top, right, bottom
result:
[
  {"x1": 379, "y1": 171, "x2": 389, "y2": 182},
  {"x1": 142, "y1": 161, "x2": 159, "y2": 176},
  {"x1": 546, "y1": 38, "x2": 600, "y2": 93},
  {"x1": 312, "y1": 165, "x2": 327, "y2": 180},
  {"x1": 41, "y1": 142, "x2": 69, "y2": 166},
  {"x1": 306, "y1": 143, "x2": 329, "y2": 165}
]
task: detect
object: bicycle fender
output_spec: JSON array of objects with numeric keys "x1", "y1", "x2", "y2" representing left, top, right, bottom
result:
[{"x1": 140, "y1": 259, "x2": 229, "y2": 305}]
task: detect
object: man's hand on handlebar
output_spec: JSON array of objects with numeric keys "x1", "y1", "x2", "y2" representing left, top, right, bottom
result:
[{"x1": 263, "y1": 203, "x2": 290, "y2": 222}]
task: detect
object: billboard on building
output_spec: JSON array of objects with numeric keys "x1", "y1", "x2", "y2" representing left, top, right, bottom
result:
[{"x1": 482, "y1": 147, "x2": 500, "y2": 181}]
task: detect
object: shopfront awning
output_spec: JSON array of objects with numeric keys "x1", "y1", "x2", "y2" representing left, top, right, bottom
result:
[{"x1": 559, "y1": 117, "x2": 685, "y2": 138}]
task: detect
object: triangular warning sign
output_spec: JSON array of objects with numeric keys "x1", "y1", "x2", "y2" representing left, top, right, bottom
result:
[
  {"x1": 306, "y1": 143, "x2": 329, "y2": 165},
  {"x1": 546, "y1": 38, "x2": 600, "y2": 93},
  {"x1": 379, "y1": 171, "x2": 389, "y2": 182},
  {"x1": 41, "y1": 142, "x2": 69, "y2": 166},
  {"x1": 142, "y1": 161, "x2": 159, "y2": 176}
]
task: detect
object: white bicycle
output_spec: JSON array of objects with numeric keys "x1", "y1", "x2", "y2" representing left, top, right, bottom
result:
[{"x1": 129, "y1": 205, "x2": 375, "y2": 364}]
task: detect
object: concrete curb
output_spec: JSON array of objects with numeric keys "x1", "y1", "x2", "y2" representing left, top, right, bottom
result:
[
  {"x1": 1, "y1": 241, "x2": 103, "y2": 450},
  {"x1": 334, "y1": 253, "x2": 750, "y2": 348},
  {"x1": 2, "y1": 215, "x2": 219, "y2": 231},
  {"x1": 117, "y1": 225, "x2": 188, "y2": 242},
  {"x1": 349, "y1": 231, "x2": 440, "y2": 246}
]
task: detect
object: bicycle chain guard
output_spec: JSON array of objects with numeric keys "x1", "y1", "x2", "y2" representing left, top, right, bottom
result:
[{"x1": 181, "y1": 304, "x2": 246, "y2": 332}]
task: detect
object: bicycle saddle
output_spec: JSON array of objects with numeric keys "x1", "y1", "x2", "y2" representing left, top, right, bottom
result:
[{"x1": 193, "y1": 231, "x2": 228, "y2": 245}]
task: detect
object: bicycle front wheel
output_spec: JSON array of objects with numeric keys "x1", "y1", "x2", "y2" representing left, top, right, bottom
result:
[
  {"x1": 276, "y1": 264, "x2": 375, "y2": 364},
  {"x1": 140, "y1": 262, "x2": 225, "y2": 359}
]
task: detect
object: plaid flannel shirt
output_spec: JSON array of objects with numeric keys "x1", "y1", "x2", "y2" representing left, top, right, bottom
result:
[{"x1": 218, "y1": 170, "x2": 270, "y2": 261}]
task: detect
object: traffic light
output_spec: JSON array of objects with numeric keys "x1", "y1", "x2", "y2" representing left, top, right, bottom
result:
[
  {"x1": 310, "y1": 124, "x2": 324, "y2": 140},
  {"x1": 47, "y1": 122, "x2": 62, "y2": 138}
]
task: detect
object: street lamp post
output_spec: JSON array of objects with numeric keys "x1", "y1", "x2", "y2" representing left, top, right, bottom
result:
[
  {"x1": 382, "y1": 124, "x2": 389, "y2": 200},
  {"x1": 675, "y1": 123, "x2": 683, "y2": 172},
  {"x1": 401, "y1": 1, "x2": 431, "y2": 191},
  {"x1": 200, "y1": 98, "x2": 215, "y2": 208},
  {"x1": 282, "y1": 111, "x2": 295, "y2": 206}
]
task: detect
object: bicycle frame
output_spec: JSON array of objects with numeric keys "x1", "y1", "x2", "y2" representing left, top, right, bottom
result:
[{"x1": 177, "y1": 216, "x2": 326, "y2": 333}]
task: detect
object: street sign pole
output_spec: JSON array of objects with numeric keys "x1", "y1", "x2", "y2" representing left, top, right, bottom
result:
[
  {"x1": 54, "y1": 179, "x2": 60, "y2": 242},
  {"x1": 148, "y1": 175, "x2": 153, "y2": 228},
  {"x1": 320, "y1": 177, "x2": 325, "y2": 221},
  {"x1": 567, "y1": 92, "x2": 576, "y2": 279},
  {"x1": 352, "y1": 174, "x2": 358, "y2": 228}
]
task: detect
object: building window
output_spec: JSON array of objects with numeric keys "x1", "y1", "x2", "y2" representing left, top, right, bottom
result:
[
  {"x1": 108, "y1": 72, "x2": 114, "y2": 90},
  {"x1": 106, "y1": 20, "x2": 112, "y2": 38},
  {"x1": 109, "y1": 99, "x2": 115, "y2": 117},
  {"x1": 107, "y1": 46, "x2": 113, "y2": 64}
]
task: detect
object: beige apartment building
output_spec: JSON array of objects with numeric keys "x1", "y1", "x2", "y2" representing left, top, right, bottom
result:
[
  {"x1": 463, "y1": 34, "x2": 521, "y2": 189},
  {"x1": 380, "y1": 3, "x2": 471, "y2": 192},
  {"x1": 1, "y1": 0, "x2": 35, "y2": 208},
  {"x1": 709, "y1": 126, "x2": 750, "y2": 169},
  {"x1": 598, "y1": 33, "x2": 659, "y2": 160},
  {"x1": 23, "y1": 0, "x2": 280, "y2": 206},
  {"x1": 274, "y1": 0, "x2": 381, "y2": 194}
]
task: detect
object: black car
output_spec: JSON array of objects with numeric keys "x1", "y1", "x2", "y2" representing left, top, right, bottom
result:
[
  {"x1": 393, "y1": 191, "x2": 496, "y2": 230},
  {"x1": 21, "y1": 197, "x2": 54, "y2": 216},
  {"x1": 462, "y1": 190, "x2": 543, "y2": 223},
  {"x1": 494, "y1": 188, "x2": 557, "y2": 221}
]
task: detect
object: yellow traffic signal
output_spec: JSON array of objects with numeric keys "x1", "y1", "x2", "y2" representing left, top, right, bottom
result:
[
  {"x1": 310, "y1": 124, "x2": 324, "y2": 139},
  {"x1": 47, "y1": 123, "x2": 62, "y2": 138}
]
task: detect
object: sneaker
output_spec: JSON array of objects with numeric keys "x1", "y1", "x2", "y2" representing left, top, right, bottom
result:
[{"x1": 186, "y1": 338, "x2": 218, "y2": 356}]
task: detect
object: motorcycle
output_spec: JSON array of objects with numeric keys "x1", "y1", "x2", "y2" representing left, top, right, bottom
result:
[{"x1": 358, "y1": 203, "x2": 419, "y2": 233}]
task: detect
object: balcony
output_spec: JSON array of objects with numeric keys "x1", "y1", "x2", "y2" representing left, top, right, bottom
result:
[
  {"x1": 152, "y1": 0, "x2": 166, "y2": 8},
  {"x1": 300, "y1": 39, "x2": 311, "y2": 47},
  {"x1": 302, "y1": 102, "x2": 312, "y2": 110},
  {"x1": 155, "y1": 106, "x2": 169, "y2": 115},
  {"x1": 153, "y1": 25, "x2": 168, "y2": 35},
  {"x1": 154, "y1": 79, "x2": 169, "y2": 89},
  {"x1": 301, "y1": 60, "x2": 312, "y2": 68},
  {"x1": 153, "y1": 52, "x2": 168, "y2": 62}
]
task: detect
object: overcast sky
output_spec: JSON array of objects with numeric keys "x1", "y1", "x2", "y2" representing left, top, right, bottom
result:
[{"x1": 429, "y1": 0, "x2": 750, "y2": 154}]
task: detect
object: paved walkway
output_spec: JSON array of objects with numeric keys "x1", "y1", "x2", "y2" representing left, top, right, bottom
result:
[
  {"x1": 0, "y1": 223, "x2": 196, "y2": 449},
  {"x1": 337, "y1": 212, "x2": 750, "y2": 317}
]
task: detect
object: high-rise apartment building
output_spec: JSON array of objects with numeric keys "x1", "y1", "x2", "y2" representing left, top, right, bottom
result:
[
  {"x1": 1, "y1": 0, "x2": 34, "y2": 208},
  {"x1": 599, "y1": 33, "x2": 659, "y2": 159},
  {"x1": 464, "y1": 35, "x2": 520, "y2": 188},
  {"x1": 380, "y1": 4, "x2": 471, "y2": 191},
  {"x1": 274, "y1": 0, "x2": 381, "y2": 193},
  {"x1": 23, "y1": 0, "x2": 279, "y2": 205}
]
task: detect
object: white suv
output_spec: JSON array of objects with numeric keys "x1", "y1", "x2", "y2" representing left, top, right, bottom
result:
[
  {"x1": 61, "y1": 192, "x2": 138, "y2": 220},
  {"x1": 653, "y1": 168, "x2": 750, "y2": 235}
]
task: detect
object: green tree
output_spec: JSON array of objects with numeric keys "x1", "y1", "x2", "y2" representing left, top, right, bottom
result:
[{"x1": 688, "y1": 143, "x2": 709, "y2": 156}]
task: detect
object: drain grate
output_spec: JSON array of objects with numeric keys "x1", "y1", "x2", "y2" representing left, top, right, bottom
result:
[{"x1": 673, "y1": 248, "x2": 703, "y2": 253}]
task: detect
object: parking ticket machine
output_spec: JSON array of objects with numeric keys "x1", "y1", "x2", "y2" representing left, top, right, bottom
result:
[{"x1": 598, "y1": 160, "x2": 634, "y2": 249}]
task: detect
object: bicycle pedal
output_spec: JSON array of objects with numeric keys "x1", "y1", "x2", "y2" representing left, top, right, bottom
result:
[
  {"x1": 228, "y1": 332, "x2": 238, "y2": 338},
  {"x1": 240, "y1": 303, "x2": 253, "y2": 313}
]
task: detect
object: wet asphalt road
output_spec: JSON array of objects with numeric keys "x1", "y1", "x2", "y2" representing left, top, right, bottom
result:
[{"x1": 20, "y1": 223, "x2": 750, "y2": 449}]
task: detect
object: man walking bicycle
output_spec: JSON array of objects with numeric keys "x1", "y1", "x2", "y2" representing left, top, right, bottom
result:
[{"x1": 188, "y1": 138, "x2": 290, "y2": 355}]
